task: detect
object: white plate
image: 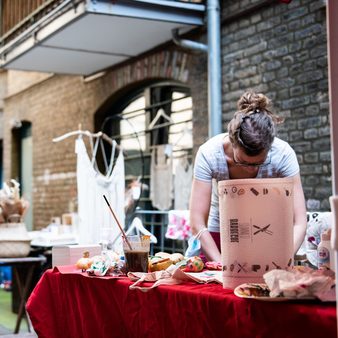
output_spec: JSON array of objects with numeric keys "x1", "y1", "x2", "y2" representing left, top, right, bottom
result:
[{"x1": 234, "y1": 283, "x2": 315, "y2": 302}]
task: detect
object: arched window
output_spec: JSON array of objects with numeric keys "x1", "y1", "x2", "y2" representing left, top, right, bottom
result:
[
  {"x1": 100, "y1": 82, "x2": 193, "y2": 212},
  {"x1": 97, "y1": 82, "x2": 193, "y2": 253}
]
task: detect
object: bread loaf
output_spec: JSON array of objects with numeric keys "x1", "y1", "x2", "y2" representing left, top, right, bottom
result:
[{"x1": 149, "y1": 257, "x2": 173, "y2": 272}]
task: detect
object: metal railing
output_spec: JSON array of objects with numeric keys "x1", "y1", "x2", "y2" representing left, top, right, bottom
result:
[
  {"x1": 0, "y1": 0, "x2": 67, "y2": 43},
  {"x1": 0, "y1": 0, "x2": 205, "y2": 45}
]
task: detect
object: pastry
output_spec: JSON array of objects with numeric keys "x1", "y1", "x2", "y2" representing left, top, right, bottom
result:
[
  {"x1": 237, "y1": 283, "x2": 270, "y2": 297},
  {"x1": 149, "y1": 257, "x2": 173, "y2": 272},
  {"x1": 155, "y1": 252, "x2": 172, "y2": 259},
  {"x1": 170, "y1": 253, "x2": 184, "y2": 263}
]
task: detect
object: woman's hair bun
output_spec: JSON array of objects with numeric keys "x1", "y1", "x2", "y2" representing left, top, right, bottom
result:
[{"x1": 237, "y1": 91, "x2": 270, "y2": 112}]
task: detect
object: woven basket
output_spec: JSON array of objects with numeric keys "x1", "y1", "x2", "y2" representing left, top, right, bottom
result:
[{"x1": 0, "y1": 222, "x2": 31, "y2": 258}]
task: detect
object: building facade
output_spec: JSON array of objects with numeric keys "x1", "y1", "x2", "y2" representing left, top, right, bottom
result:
[{"x1": 0, "y1": 0, "x2": 330, "y2": 230}]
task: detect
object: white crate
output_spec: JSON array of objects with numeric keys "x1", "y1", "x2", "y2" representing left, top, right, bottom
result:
[{"x1": 52, "y1": 244, "x2": 101, "y2": 267}]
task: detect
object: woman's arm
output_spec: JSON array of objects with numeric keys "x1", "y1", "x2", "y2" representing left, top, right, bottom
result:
[
  {"x1": 292, "y1": 173, "x2": 307, "y2": 253},
  {"x1": 189, "y1": 178, "x2": 222, "y2": 262}
]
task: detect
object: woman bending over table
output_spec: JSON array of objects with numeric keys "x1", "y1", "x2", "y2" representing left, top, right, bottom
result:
[{"x1": 190, "y1": 90, "x2": 307, "y2": 262}]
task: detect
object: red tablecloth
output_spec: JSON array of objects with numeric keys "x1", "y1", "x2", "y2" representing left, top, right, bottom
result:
[{"x1": 26, "y1": 266, "x2": 337, "y2": 338}]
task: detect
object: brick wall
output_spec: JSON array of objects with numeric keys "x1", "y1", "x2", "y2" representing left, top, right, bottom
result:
[
  {"x1": 3, "y1": 49, "x2": 204, "y2": 229},
  {"x1": 220, "y1": 0, "x2": 330, "y2": 210},
  {"x1": 1, "y1": 0, "x2": 331, "y2": 231}
]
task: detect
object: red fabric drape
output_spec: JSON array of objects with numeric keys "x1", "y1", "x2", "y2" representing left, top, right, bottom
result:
[{"x1": 26, "y1": 266, "x2": 337, "y2": 338}]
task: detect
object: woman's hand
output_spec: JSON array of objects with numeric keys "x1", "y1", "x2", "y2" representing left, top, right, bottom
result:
[{"x1": 189, "y1": 178, "x2": 221, "y2": 262}]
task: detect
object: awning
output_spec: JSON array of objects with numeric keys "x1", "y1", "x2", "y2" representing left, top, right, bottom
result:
[{"x1": 0, "y1": 0, "x2": 205, "y2": 76}]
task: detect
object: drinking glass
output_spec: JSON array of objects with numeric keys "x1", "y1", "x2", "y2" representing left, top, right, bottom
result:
[{"x1": 123, "y1": 235, "x2": 150, "y2": 272}]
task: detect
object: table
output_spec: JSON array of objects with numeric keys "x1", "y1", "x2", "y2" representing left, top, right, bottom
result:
[
  {"x1": 0, "y1": 256, "x2": 46, "y2": 333},
  {"x1": 26, "y1": 265, "x2": 337, "y2": 338}
]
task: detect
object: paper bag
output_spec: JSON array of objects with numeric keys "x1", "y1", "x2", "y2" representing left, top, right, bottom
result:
[{"x1": 218, "y1": 178, "x2": 294, "y2": 289}]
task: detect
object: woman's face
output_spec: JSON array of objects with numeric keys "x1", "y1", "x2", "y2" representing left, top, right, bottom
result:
[{"x1": 231, "y1": 146, "x2": 269, "y2": 172}]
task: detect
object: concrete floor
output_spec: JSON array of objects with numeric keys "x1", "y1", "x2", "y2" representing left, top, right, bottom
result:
[
  {"x1": 0, "y1": 287, "x2": 37, "y2": 337},
  {"x1": 0, "y1": 325, "x2": 37, "y2": 337}
]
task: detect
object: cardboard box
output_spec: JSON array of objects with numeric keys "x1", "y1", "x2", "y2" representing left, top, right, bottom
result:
[{"x1": 52, "y1": 244, "x2": 101, "y2": 267}]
